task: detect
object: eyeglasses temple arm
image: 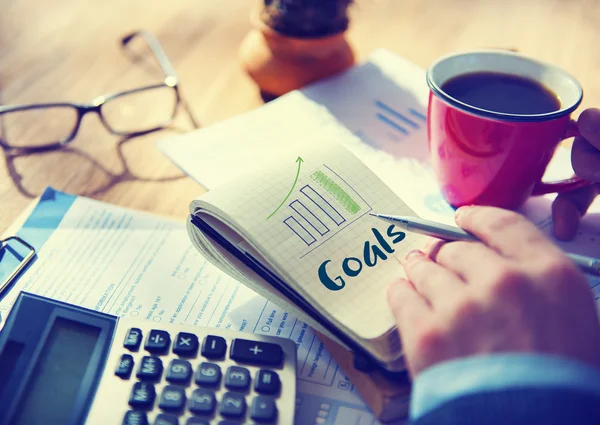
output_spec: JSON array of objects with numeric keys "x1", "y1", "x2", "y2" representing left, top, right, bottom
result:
[
  {"x1": 121, "y1": 30, "x2": 179, "y2": 81},
  {"x1": 181, "y1": 99, "x2": 201, "y2": 129},
  {"x1": 122, "y1": 30, "x2": 200, "y2": 130}
]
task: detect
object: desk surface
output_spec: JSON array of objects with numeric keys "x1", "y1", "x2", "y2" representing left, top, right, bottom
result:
[{"x1": 1, "y1": 0, "x2": 599, "y2": 232}]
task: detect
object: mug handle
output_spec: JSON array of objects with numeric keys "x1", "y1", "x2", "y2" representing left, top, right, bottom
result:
[{"x1": 532, "y1": 119, "x2": 591, "y2": 195}]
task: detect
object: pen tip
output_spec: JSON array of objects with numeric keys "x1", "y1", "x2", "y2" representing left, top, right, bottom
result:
[{"x1": 369, "y1": 213, "x2": 378, "y2": 217}]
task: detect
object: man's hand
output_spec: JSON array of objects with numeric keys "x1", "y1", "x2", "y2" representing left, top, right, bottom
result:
[
  {"x1": 553, "y1": 108, "x2": 600, "y2": 241},
  {"x1": 388, "y1": 206, "x2": 600, "y2": 379}
]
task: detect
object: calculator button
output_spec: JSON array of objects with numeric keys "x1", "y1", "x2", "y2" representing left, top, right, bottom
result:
[
  {"x1": 145, "y1": 330, "x2": 171, "y2": 354},
  {"x1": 123, "y1": 410, "x2": 148, "y2": 425},
  {"x1": 159, "y1": 385, "x2": 186, "y2": 411},
  {"x1": 254, "y1": 370, "x2": 280, "y2": 395},
  {"x1": 201, "y1": 335, "x2": 226, "y2": 359},
  {"x1": 230, "y1": 339, "x2": 283, "y2": 366},
  {"x1": 225, "y1": 366, "x2": 250, "y2": 391},
  {"x1": 194, "y1": 362, "x2": 221, "y2": 386},
  {"x1": 251, "y1": 396, "x2": 278, "y2": 422},
  {"x1": 186, "y1": 418, "x2": 209, "y2": 425},
  {"x1": 137, "y1": 356, "x2": 163, "y2": 381},
  {"x1": 166, "y1": 359, "x2": 192, "y2": 383},
  {"x1": 173, "y1": 332, "x2": 199, "y2": 356},
  {"x1": 188, "y1": 389, "x2": 216, "y2": 414},
  {"x1": 129, "y1": 382, "x2": 156, "y2": 408},
  {"x1": 124, "y1": 328, "x2": 143, "y2": 351},
  {"x1": 115, "y1": 354, "x2": 135, "y2": 379},
  {"x1": 219, "y1": 392, "x2": 246, "y2": 418},
  {"x1": 154, "y1": 413, "x2": 179, "y2": 425}
]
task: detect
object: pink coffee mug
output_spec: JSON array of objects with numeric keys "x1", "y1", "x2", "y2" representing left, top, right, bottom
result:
[{"x1": 426, "y1": 50, "x2": 589, "y2": 210}]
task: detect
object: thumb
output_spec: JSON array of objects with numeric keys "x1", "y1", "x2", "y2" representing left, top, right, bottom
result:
[
  {"x1": 552, "y1": 183, "x2": 600, "y2": 241},
  {"x1": 572, "y1": 137, "x2": 600, "y2": 182}
]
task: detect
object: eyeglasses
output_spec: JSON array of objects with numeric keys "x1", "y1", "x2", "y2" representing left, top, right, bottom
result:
[{"x1": 0, "y1": 30, "x2": 199, "y2": 153}]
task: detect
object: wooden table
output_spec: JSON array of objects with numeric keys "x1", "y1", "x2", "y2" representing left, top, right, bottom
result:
[{"x1": 1, "y1": 0, "x2": 599, "y2": 232}]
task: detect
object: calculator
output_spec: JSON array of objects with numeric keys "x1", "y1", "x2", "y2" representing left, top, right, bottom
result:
[{"x1": 0, "y1": 292, "x2": 297, "y2": 425}]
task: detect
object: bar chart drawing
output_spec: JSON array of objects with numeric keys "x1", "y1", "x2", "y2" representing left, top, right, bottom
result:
[
  {"x1": 283, "y1": 216, "x2": 317, "y2": 246},
  {"x1": 300, "y1": 186, "x2": 346, "y2": 226},
  {"x1": 282, "y1": 166, "x2": 372, "y2": 253},
  {"x1": 289, "y1": 199, "x2": 330, "y2": 236},
  {"x1": 283, "y1": 184, "x2": 345, "y2": 247}
]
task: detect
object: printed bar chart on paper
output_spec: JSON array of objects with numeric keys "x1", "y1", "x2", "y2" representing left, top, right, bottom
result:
[{"x1": 374, "y1": 100, "x2": 425, "y2": 138}]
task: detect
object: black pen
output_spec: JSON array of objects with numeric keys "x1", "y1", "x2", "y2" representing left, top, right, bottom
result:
[{"x1": 370, "y1": 213, "x2": 600, "y2": 277}]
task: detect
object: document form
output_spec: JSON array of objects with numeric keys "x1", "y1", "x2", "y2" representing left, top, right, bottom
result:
[{"x1": 0, "y1": 187, "x2": 391, "y2": 425}]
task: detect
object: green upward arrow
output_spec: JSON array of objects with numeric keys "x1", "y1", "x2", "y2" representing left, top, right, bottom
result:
[{"x1": 267, "y1": 156, "x2": 304, "y2": 220}]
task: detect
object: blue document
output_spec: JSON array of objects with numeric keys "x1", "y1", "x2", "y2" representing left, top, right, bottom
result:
[{"x1": 0, "y1": 187, "x2": 389, "y2": 425}]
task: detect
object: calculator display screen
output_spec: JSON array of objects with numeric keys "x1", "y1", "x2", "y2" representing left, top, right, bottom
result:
[{"x1": 11, "y1": 317, "x2": 101, "y2": 425}]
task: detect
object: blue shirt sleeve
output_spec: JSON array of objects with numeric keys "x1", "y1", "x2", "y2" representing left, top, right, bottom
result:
[{"x1": 410, "y1": 353, "x2": 600, "y2": 420}]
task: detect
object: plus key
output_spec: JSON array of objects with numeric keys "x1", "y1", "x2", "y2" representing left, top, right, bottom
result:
[{"x1": 230, "y1": 339, "x2": 283, "y2": 367}]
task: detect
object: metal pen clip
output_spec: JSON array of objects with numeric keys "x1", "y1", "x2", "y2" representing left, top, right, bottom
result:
[{"x1": 0, "y1": 236, "x2": 36, "y2": 296}]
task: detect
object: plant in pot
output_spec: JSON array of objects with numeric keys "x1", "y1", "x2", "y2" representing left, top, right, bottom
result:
[{"x1": 239, "y1": 0, "x2": 356, "y2": 98}]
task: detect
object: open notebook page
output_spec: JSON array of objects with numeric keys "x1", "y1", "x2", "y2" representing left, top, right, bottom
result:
[
  {"x1": 191, "y1": 136, "x2": 427, "y2": 345},
  {"x1": 186, "y1": 214, "x2": 348, "y2": 348}
]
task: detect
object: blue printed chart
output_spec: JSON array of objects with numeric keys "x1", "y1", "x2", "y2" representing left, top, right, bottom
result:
[
  {"x1": 354, "y1": 100, "x2": 427, "y2": 146},
  {"x1": 375, "y1": 100, "x2": 426, "y2": 137}
]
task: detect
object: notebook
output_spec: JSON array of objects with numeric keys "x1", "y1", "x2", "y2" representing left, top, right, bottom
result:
[{"x1": 186, "y1": 131, "x2": 428, "y2": 372}]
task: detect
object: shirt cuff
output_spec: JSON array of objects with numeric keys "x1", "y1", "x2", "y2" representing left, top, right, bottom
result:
[{"x1": 410, "y1": 353, "x2": 600, "y2": 419}]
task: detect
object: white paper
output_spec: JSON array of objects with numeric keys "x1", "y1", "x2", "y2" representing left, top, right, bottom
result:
[{"x1": 157, "y1": 49, "x2": 455, "y2": 224}]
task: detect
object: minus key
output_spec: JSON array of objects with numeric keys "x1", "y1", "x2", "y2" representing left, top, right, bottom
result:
[{"x1": 201, "y1": 335, "x2": 227, "y2": 359}]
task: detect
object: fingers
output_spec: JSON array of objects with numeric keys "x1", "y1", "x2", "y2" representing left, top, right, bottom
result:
[
  {"x1": 552, "y1": 183, "x2": 600, "y2": 241},
  {"x1": 387, "y1": 279, "x2": 435, "y2": 378},
  {"x1": 402, "y1": 250, "x2": 466, "y2": 305},
  {"x1": 572, "y1": 137, "x2": 600, "y2": 182},
  {"x1": 578, "y1": 108, "x2": 600, "y2": 151},
  {"x1": 433, "y1": 240, "x2": 507, "y2": 283},
  {"x1": 387, "y1": 278, "x2": 432, "y2": 329},
  {"x1": 455, "y1": 206, "x2": 562, "y2": 261},
  {"x1": 552, "y1": 194, "x2": 583, "y2": 241},
  {"x1": 555, "y1": 108, "x2": 600, "y2": 240}
]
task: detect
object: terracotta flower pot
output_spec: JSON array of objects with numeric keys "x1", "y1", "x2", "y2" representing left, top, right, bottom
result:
[{"x1": 239, "y1": 12, "x2": 356, "y2": 98}]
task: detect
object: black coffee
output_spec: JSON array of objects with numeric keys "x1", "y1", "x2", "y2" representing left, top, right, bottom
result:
[{"x1": 441, "y1": 72, "x2": 561, "y2": 115}]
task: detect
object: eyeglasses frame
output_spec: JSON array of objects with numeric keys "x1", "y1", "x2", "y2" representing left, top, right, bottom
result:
[{"x1": 0, "y1": 30, "x2": 198, "y2": 153}]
